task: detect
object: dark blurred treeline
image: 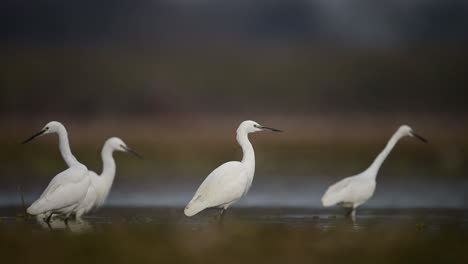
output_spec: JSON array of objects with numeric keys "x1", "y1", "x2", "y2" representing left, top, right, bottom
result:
[
  {"x1": 1, "y1": 45, "x2": 467, "y2": 117},
  {"x1": 1, "y1": 0, "x2": 468, "y2": 118}
]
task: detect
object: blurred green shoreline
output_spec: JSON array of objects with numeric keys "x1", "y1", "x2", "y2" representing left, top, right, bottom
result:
[{"x1": 0, "y1": 115, "x2": 466, "y2": 180}]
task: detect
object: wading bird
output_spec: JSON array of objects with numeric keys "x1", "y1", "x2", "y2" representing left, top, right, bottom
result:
[
  {"x1": 73, "y1": 137, "x2": 142, "y2": 220},
  {"x1": 23, "y1": 121, "x2": 90, "y2": 224},
  {"x1": 184, "y1": 120, "x2": 282, "y2": 220},
  {"x1": 321, "y1": 125, "x2": 427, "y2": 220}
]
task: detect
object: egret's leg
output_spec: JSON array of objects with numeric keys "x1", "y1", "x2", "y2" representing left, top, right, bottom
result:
[
  {"x1": 350, "y1": 208, "x2": 356, "y2": 222},
  {"x1": 42, "y1": 213, "x2": 54, "y2": 230},
  {"x1": 63, "y1": 212, "x2": 73, "y2": 227},
  {"x1": 219, "y1": 208, "x2": 226, "y2": 218},
  {"x1": 45, "y1": 212, "x2": 54, "y2": 223},
  {"x1": 345, "y1": 207, "x2": 354, "y2": 217},
  {"x1": 46, "y1": 221, "x2": 53, "y2": 230},
  {"x1": 218, "y1": 208, "x2": 226, "y2": 224},
  {"x1": 75, "y1": 211, "x2": 84, "y2": 224}
]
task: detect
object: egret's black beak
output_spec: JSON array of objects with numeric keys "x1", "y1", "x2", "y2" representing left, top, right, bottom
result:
[
  {"x1": 22, "y1": 129, "x2": 46, "y2": 144},
  {"x1": 411, "y1": 131, "x2": 428, "y2": 143},
  {"x1": 260, "y1": 126, "x2": 283, "y2": 132},
  {"x1": 123, "y1": 146, "x2": 144, "y2": 160}
]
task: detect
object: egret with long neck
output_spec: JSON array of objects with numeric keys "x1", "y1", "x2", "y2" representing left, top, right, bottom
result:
[
  {"x1": 321, "y1": 125, "x2": 427, "y2": 220},
  {"x1": 73, "y1": 137, "x2": 142, "y2": 219},
  {"x1": 184, "y1": 120, "x2": 282, "y2": 220},
  {"x1": 22, "y1": 121, "x2": 90, "y2": 224}
]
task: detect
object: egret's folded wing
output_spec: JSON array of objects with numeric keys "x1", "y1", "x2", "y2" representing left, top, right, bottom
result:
[
  {"x1": 326, "y1": 177, "x2": 354, "y2": 194},
  {"x1": 321, "y1": 176, "x2": 354, "y2": 206},
  {"x1": 38, "y1": 166, "x2": 88, "y2": 199},
  {"x1": 44, "y1": 181, "x2": 88, "y2": 209},
  {"x1": 28, "y1": 166, "x2": 89, "y2": 215},
  {"x1": 188, "y1": 161, "x2": 247, "y2": 210}
]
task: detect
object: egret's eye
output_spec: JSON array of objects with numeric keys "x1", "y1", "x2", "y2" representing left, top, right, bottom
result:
[{"x1": 45, "y1": 127, "x2": 49, "y2": 130}]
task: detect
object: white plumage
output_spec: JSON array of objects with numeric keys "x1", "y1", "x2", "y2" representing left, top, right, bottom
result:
[
  {"x1": 184, "y1": 120, "x2": 282, "y2": 218},
  {"x1": 73, "y1": 137, "x2": 142, "y2": 220},
  {"x1": 23, "y1": 121, "x2": 91, "y2": 222},
  {"x1": 184, "y1": 161, "x2": 249, "y2": 216},
  {"x1": 321, "y1": 125, "x2": 427, "y2": 219},
  {"x1": 27, "y1": 165, "x2": 90, "y2": 216}
]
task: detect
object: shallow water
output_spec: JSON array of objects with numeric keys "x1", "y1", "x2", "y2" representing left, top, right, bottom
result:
[
  {"x1": 1, "y1": 207, "x2": 467, "y2": 264},
  {"x1": 1, "y1": 207, "x2": 467, "y2": 232}
]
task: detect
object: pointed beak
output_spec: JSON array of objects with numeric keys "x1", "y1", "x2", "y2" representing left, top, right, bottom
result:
[
  {"x1": 260, "y1": 126, "x2": 283, "y2": 132},
  {"x1": 411, "y1": 131, "x2": 428, "y2": 143},
  {"x1": 22, "y1": 129, "x2": 46, "y2": 144},
  {"x1": 123, "y1": 146, "x2": 144, "y2": 160}
]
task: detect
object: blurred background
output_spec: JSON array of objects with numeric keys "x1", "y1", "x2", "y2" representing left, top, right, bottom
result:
[{"x1": 1, "y1": 0, "x2": 467, "y2": 208}]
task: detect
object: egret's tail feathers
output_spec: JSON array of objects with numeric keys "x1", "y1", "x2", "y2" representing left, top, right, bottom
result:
[
  {"x1": 27, "y1": 200, "x2": 47, "y2": 215},
  {"x1": 321, "y1": 193, "x2": 339, "y2": 207},
  {"x1": 184, "y1": 199, "x2": 206, "y2": 217},
  {"x1": 27, "y1": 197, "x2": 60, "y2": 215}
]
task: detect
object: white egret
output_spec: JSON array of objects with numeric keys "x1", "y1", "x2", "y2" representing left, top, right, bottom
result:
[
  {"x1": 184, "y1": 120, "x2": 282, "y2": 219},
  {"x1": 23, "y1": 121, "x2": 90, "y2": 224},
  {"x1": 321, "y1": 125, "x2": 427, "y2": 219},
  {"x1": 73, "y1": 137, "x2": 142, "y2": 220}
]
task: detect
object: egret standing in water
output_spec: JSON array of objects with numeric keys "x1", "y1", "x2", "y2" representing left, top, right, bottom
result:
[
  {"x1": 23, "y1": 121, "x2": 90, "y2": 224},
  {"x1": 184, "y1": 120, "x2": 282, "y2": 220},
  {"x1": 321, "y1": 125, "x2": 427, "y2": 219},
  {"x1": 73, "y1": 137, "x2": 142, "y2": 220}
]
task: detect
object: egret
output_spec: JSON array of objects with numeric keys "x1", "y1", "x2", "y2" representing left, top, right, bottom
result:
[
  {"x1": 184, "y1": 120, "x2": 282, "y2": 220},
  {"x1": 73, "y1": 137, "x2": 142, "y2": 220},
  {"x1": 321, "y1": 125, "x2": 427, "y2": 219},
  {"x1": 22, "y1": 121, "x2": 90, "y2": 224}
]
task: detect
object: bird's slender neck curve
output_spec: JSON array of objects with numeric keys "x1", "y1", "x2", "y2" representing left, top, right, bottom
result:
[
  {"x1": 367, "y1": 129, "x2": 405, "y2": 178},
  {"x1": 57, "y1": 126, "x2": 80, "y2": 167},
  {"x1": 237, "y1": 128, "x2": 255, "y2": 169},
  {"x1": 100, "y1": 143, "x2": 117, "y2": 185}
]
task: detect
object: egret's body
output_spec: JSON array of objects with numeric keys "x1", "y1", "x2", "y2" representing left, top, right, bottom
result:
[
  {"x1": 184, "y1": 120, "x2": 281, "y2": 218},
  {"x1": 321, "y1": 125, "x2": 427, "y2": 219},
  {"x1": 73, "y1": 137, "x2": 142, "y2": 219},
  {"x1": 72, "y1": 179, "x2": 97, "y2": 220},
  {"x1": 23, "y1": 121, "x2": 91, "y2": 222}
]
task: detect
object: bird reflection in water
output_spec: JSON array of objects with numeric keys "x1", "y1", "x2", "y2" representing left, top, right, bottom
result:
[{"x1": 35, "y1": 215, "x2": 92, "y2": 233}]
